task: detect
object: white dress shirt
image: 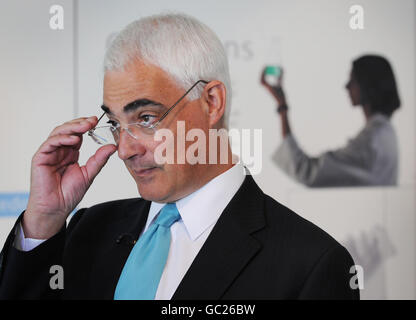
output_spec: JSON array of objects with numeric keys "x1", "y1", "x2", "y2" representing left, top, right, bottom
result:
[{"x1": 14, "y1": 163, "x2": 246, "y2": 299}]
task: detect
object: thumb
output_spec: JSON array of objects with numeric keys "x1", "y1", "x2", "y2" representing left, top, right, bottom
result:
[{"x1": 82, "y1": 144, "x2": 117, "y2": 185}]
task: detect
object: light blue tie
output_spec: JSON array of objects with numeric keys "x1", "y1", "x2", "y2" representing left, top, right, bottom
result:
[{"x1": 114, "y1": 203, "x2": 180, "y2": 300}]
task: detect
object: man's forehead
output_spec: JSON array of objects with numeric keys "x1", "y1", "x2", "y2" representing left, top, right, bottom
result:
[
  {"x1": 102, "y1": 61, "x2": 181, "y2": 114},
  {"x1": 104, "y1": 60, "x2": 179, "y2": 97},
  {"x1": 105, "y1": 67, "x2": 157, "y2": 97},
  {"x1": 104, "y1": 66, "x2": 157, "y2": 92}
]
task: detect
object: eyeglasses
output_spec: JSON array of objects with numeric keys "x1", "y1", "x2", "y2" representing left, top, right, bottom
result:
[{"x1": 88, "y1": 80, "x2": 208, "y2": 145}]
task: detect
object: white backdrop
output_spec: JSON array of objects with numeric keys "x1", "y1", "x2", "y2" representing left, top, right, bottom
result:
[{"x1": 0, "y1": 0, "x2": 414, "y2": 299}]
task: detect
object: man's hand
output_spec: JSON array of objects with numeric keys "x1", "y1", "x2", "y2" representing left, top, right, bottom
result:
[
  {"x1": 23, "y1": 116, "x2": 117, "y2": 239},
  {"x1": 260, "y1": 67, "x2": 287, "y2": 106}
]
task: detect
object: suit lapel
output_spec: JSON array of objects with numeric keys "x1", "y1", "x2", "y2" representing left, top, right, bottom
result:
[
  {"x1": 172, "y1": 175, "x2": 266, "y2": 299},
  {"x1": 87, "y1": 199, "x2": 151, "y2": 299}
]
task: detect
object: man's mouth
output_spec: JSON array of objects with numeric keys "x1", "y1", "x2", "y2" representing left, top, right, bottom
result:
[{"x1": 134, "y1": 167, "x2": 159, "y2": 177}]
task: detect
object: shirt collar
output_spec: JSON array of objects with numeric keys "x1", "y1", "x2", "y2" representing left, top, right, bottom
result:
[
  {"x1": 146, "y1": 162, "x2": 247, "y2": 241},
  {"x1": 368, "y1": 113, "x2": 390, "y2": 125}
]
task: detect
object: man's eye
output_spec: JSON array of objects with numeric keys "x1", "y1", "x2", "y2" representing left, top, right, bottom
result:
[{"x1": 139, "y1": 114, "x2": 158, "y2": 126}]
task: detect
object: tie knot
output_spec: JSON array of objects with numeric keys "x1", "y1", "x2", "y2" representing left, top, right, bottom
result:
[{"x1": 155, "y1": 203, "x2": 180, "y2": 228}]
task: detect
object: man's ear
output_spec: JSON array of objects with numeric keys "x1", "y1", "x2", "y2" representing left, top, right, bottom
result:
[{"x1": 202, "y1": 81, "x2": 227, "y2": 128}]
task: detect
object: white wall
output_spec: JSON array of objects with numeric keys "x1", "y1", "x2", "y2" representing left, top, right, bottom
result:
[
  {"x1": 0, "y1": 0, "x2": 75, "y2": 245},
  {"x1": 0, "y1": 0, "x2": 414, "y2": 299}
]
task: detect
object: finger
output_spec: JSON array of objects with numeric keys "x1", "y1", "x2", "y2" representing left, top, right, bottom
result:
[
  {"x1": 55, "y1": 149, "x2": 80, "y2": 175},
  {"x1": 49, "y1": 117, "x2": 97, "y2": 137},
  {"x1": 81, "y1": 144, "x2": 117, "y2": 185},
  {"x1": 57, "y1": 148, "x2": 80, "y2": 170},
  {"x1": 48, "y1": 117, "x2": 98, "y2": 138},
  {"x1": 66, "y1": 116, "x2": 98, "y2": 123},
  {"x1": 38, "y1": 134, "x2": 82, "y2": 155}
]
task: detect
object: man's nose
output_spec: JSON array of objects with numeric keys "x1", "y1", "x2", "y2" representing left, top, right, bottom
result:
[{"x1": 117, "y1": 129, "x2": 146, "y2": 160}]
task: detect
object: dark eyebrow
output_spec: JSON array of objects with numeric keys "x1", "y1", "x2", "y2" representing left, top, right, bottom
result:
[
  {"x1": 124, "y1": 99, "x2": 165, "y2": 113},
  {"x1": 101, "y1": 99, "x2": 165, "y2": 115}
]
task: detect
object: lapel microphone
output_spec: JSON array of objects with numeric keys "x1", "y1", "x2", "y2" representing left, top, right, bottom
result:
[{"x1": 116, "y1": 234, "x2": 137, "y2": 246}]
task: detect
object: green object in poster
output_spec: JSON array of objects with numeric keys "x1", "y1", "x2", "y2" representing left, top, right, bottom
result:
[{"x1": 265, "y1": 65, "x2": 282, "y2": 77}]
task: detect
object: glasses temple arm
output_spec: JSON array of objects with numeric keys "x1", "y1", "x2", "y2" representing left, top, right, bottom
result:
[
  {"x1": 150, "y1": 80, "x2": 208, "y2": 129},
  {"x1": 97, "y1": 112, "x2": 106, "y2": 123}
]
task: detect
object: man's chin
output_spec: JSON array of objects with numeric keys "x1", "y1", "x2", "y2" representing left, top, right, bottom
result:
[
  {"x1": 134, "y1": 172, "x2": 170, "y2": 202},
  {"x1": 137, "y1": 185, "x2": 171, "y2": 203}
]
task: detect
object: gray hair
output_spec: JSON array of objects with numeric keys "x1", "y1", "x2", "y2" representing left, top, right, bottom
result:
[{"x1": 104, "y1": 13, "x2": 232, "y2": 127}]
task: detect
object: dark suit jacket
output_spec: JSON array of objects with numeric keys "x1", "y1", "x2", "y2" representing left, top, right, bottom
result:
[{"x1": 0, "y1": 175, "x2": 359, "y2": 299}]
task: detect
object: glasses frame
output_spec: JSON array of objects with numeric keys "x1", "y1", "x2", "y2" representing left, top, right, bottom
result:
[{"x1": 88, "y1": 79, "x2": 208, "y2": 144}]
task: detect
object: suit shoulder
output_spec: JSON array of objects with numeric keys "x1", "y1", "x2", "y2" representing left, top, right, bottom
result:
[
  {"x1": 68, "y1": 197, "x2": 147, "y2": 230},
  {"x1": 86, "y1": 197, "x2": 145, "y2": 212},
  {"x1": 260, "y1": 194, "x2": 357, "y2": 289},
  {"x1": 262, "y1": 194, "x2": 344, "y2": 254}
]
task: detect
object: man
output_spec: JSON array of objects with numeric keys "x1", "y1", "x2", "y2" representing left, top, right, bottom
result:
[{"x1": 0, "y1": 13, "x2": 359, "y2": 300}]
